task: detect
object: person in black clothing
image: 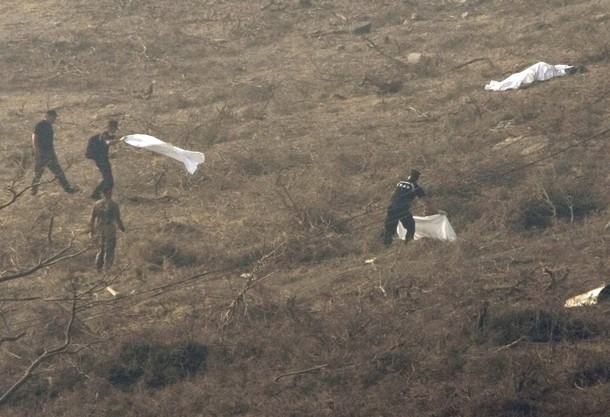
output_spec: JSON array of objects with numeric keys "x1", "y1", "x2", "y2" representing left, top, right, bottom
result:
[
  {"x1": 86, "y1": 120, "x2": 123, "y2": 200},
  {"x1": 30, "y1": 109, "x2": 77, "y2": 195},
  {"x1": 382, "y1": 169, "x2": 426, "y2": 245}
]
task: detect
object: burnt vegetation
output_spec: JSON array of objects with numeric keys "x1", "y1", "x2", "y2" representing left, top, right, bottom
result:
[{"x1": 1, "y1": 0, "x2": 609, "y2": 416}]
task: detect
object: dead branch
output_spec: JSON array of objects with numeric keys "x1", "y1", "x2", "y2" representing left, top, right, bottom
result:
[
  {"x1": 309, "y1": 29, "x2": 348, "y2": 38},
  {"x1": 539, "y1": 185, "x2": 557, "y2": 217},
  {"x1": 47, "y1": 216, "x2": 55, "y2": 245},
  {"x1": 0, "y1": 332, "x2": 26, "y2": 347},
  {"x1": 261, "y1": 0, "x2": 288, "y2": 11},
  {"x1": 220, "y1": 270, "x2": 277, "y2": 328},
  {"x1": 275, "y1": 175, "x2": 315, "y2": 228},
  {"x1": 360, "y1": 35, "x2": 408, "y2": 68},
  {"x1": 495, "y1": 336, "x2": 527, "y2": 352},
  {"x1": 0, "y1": 175, "x2": 55, "y2": 211},
  {"x1": 0, "y1": 241, "x2": 89, "y2": 284},
  {"x1": 0, "y1": 299, "x2": 81, "y2": 405},
  {"x1": 453, "y1": 57, "x2": 494, "y2": 70},
  {"x1": 544, "y1": 267, "x2": 570, "y2": 291},
  {"x1": 274, "y1": 339, "x2": 408, "y2": 382},
  {"x1": 274, "y1": 364, "x2": 328, "y2": 381}
]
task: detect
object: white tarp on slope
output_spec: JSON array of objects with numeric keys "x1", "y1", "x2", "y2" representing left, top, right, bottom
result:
[
  {"x1": 564, "y1": 285, "x2": 610, "y2": 308},
  {"x1": 485, "y1": 62, "x2": 574, "y2": 91},
  {"x1": 123, "y1": 134, "x2": 205, "y2": 174},
  {"x1": 397, "y1": 214, "x2": 457, "y2": 241}
]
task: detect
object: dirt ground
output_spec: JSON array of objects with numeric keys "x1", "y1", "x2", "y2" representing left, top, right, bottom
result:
[{"x1": 1, "y1": 0, "x2": 609, "y2": 416}]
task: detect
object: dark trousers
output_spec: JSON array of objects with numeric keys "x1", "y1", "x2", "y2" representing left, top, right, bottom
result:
[
  {"x1": 31, "y1": 153, "x2": 72, "y2": 194},
  {"x1": 96, "y1": 232, "x2": 117, "y2": 272},
  {"x1": 383, "y1": 206, "x2": 415, "y2": 244},
  {"x1": 92, "y1": 160, "x2": 114, "y2": 198}
]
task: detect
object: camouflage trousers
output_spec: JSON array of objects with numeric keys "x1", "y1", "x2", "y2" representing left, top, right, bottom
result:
[{"x1": 95, "y1": 230, "x2": 117, "y2": 272}]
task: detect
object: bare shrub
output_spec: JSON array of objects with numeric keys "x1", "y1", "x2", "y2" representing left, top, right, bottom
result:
[
  {"x1": 481, "y1": 308, "x2": 601, "y2": 345},
  {"x1": 571, "y1": 352, "x2": 610, "y2": 387},
  {"x1": 334, "y1": 152, "x2": 370, "y2": 175},
  {"x1": 282, "y1": 236, "x2": 353, "y2": 264},
  {"x1": 361, "y1": 348, "x2": 412, "y2": 388},
  {"x1": 139, "y1": 239, "x2": 199, "y2": 268},
  {"x1": 511, "y1": 180, "x2": 603, "y2": 230}
]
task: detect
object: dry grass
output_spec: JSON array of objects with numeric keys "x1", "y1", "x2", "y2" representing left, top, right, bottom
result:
[{"x1": 1, "y1": 0, "x2": 609, "y2": 415}]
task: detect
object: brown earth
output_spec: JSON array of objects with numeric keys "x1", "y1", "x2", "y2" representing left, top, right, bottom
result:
[{"x1": 1, "y1": 0, "x2": 609, "y2": 416}]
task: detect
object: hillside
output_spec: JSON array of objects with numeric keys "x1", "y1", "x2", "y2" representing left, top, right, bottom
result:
[{"x1": 1, "y1": 0, "x2": 609, "y2": 416}]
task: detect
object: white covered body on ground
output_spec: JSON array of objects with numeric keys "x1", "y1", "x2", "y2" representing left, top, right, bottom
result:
[{"x1": 485, "y1": 62, "x2": 574, "y2": 91}]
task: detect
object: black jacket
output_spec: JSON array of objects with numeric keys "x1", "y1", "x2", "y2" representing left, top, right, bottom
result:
[{"x1": 388, "y1": 180, "x2": 425, "y2": 210}]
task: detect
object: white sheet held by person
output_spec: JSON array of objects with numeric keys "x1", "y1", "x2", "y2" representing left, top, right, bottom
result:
[
  {"x1": 397, "y1": 214, "x2": 457, "y2": 241},
  {"x1": 122, "y1": 134, "x2": 205, "y2": 174}
]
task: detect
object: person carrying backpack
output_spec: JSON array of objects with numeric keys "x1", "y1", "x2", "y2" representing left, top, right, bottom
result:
[
  {"x1": 382, "y1": 169, "x2": 426, "y2": 245},
  {"x1": 86, "y1": 120, "x2": 123, "y2": 200}
]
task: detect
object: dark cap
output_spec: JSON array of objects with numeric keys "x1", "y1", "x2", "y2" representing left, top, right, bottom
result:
[
  {"x1": 107, "y1": 119, "x2": 119, "y2": 129},
  {"x1": 408, "y1": 169, "x2": 421, "y2": 180},
  {"x1": 46, "y1": 109, "x2": 58, "y2": 117}
]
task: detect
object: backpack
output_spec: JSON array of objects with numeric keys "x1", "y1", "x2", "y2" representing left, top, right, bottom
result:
[{"x1": 85, "y1": 135, "x2": 98, "y2": 160}]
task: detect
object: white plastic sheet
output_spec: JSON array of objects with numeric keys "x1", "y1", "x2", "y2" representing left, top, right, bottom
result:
[
  {"x1": 123, "y1": 134, "x2": 205, "y2": 174},
  {"x1": 564, "y1": 285, "x2": 610, "y2": 308},
  {"x1": 397, "y1": 214, "x2": 457, "y2": 241},
  {"x1": 485, "y1": 62, "x2": 574, "y2": 91}
]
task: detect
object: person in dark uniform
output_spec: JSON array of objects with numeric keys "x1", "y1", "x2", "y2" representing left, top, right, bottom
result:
[
  {"x1": 30, "y1": 110, "x2": 77, "y2": 195},
  {"x1": 382, "y1": 169, "x2": 426, "y2": 245},
  {"x1": 89, "y1": 186, "x2": 126, "y2": 273},
  {"x1": 86, "y1": 120, "x2": 123, "y2": 200}
]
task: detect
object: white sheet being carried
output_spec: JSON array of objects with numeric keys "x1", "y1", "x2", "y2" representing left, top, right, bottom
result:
[
  {"x1": 485, "y1": 62, "x2": 574, "y2": 91},
  {"x1": 397, "y1": 214, "x2": 457, "y2": 241},
  {"x1": 123, "y1": 134, "x2": 205, "y2": 174}
]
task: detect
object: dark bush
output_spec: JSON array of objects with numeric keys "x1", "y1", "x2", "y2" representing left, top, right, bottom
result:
[
  {"x1": 473, "y1": 399, "x2": 537, "y2": 417},
  {"x1": 571, "y1": 353, "x2": 610, "y2": 387},
  {"x1": 105, "y1": 342, "x2": 208, "y2": 390},
  {"x1": 515, "y1": 200, "x2": 554, "y2": 230},
  {"x1": 143, "y1": 240, "x2": 199, "y2": 268},
  {"x1": 513, "y1": 182, "x2": 603, "y2": 230},
  {"x1": 483, "y1": 309, "x2": 601, "y2": 345}
]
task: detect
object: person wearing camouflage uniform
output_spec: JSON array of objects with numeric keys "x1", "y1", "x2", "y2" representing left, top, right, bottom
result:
[{"x1": 89, "y1": 187, "x2": 126, "y2": 272}]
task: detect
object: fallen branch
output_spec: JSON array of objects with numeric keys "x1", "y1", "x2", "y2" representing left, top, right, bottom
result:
[
  {"x1": 495, "y1": 336, "x2": 527, "y2": 352},
  {"x1": 309, "y1": 29, "x2": 348, "y2": 38},
  {"x1": 274, "y1": 364, "x2": 328, "y2": 381},
  {"x1": 0, "y1": 332, "x2": 26, "y2": 347},
  {"x1": 453, "y1": 57, "x2": 494, "y2": 70}
]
